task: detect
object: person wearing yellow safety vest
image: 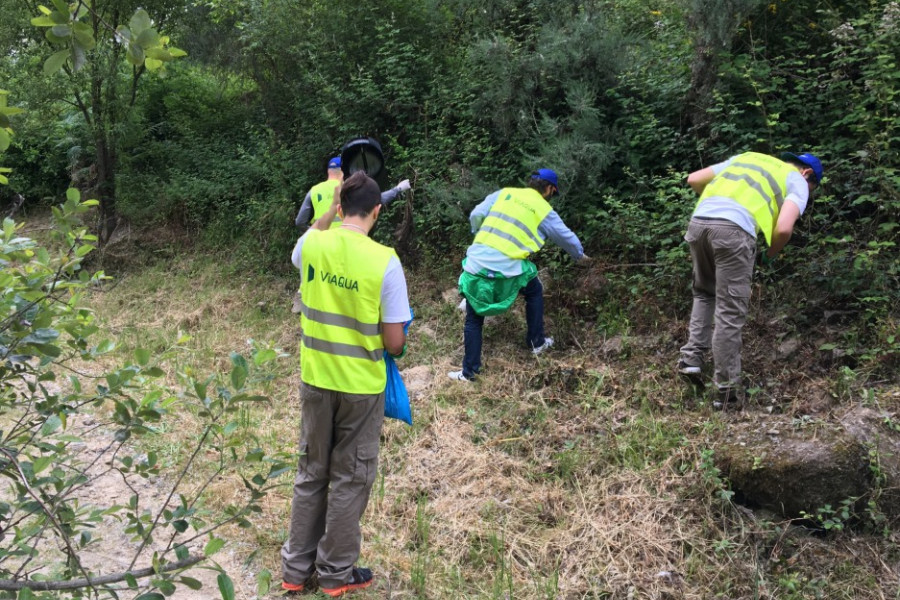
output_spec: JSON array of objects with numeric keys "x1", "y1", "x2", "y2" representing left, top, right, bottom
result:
[
  {"x1": 448, "y1": 169, "x2": 589, "y2": 382},
  {"x1": 282, "y1": 172, "x2": 411, "y2": 597},
  {"x1": 294, "y1": 156, "x2": 412, "y2": 229},
  {"x1": 678, "y1": 151, "x2": 823, "y2": 410}
]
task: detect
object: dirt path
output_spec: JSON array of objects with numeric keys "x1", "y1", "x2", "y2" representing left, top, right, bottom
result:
[{"x1": 68, "y1": 411, "x2": 260, "y2": 599}]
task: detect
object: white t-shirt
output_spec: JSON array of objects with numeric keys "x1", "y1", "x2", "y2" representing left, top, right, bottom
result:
[
  {"x1": 693, "y1": 158, "x2": 809, "y2": 237},
  {"x1": 291, "y1": 231, "x2": 411, "y2": 323}
]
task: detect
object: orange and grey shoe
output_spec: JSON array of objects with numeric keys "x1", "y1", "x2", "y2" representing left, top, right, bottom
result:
[
  {"x1": 281, "y1": 580, "x2": 305, "y2": 593},
  {"x1": 320, "y1": 567, "x2": 374, "y2": 597}
]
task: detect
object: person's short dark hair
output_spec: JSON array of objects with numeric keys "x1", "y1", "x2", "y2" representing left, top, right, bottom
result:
[
  {"x1": 527, "y1": 177, "x2": 555, "y2": 196},
  {"x1": 340, "y1": 171, "x2": 381, "y2": 217}
]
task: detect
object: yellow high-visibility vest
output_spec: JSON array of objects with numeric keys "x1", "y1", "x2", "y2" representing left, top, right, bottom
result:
[
  {"x1": 473, "y1": 188, "x2": 552, "y2": 259},
  {"x1": 698, "y1": 152, "x2": 793, "y2": 245},
  {"x1": 309, "y1": 179, "x2": 342, "y2": 229},
  {"x1": 298, "y1": 228, "x2": 395, "y2": 394}
]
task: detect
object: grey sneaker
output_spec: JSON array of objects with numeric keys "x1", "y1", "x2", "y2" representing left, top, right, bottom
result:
[
  {"x1": 712, "y1": 387, "x2": 741, "y2": 411},
  {"x1": 677, "y1": 359, "x2": 704, "y2": 387},
  {"x1": 447, "y1": 370, "x2": 471, "y2": 382},
  {"x1": 532, "y1": 337, "x2": 554, "y2": 355}
]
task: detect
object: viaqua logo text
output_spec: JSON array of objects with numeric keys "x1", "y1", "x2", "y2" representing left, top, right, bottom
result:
[{"x1": 320, "y1": 270, "x2": 359, "y2": 292}]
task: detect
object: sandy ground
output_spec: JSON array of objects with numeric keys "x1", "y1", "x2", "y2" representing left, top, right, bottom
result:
[{"x1": 66, "y1": 411, "x2": 260, "y2": 600}]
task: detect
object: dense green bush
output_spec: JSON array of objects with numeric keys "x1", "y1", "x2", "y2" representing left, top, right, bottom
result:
[{"x1": 1, "y1": 0, "x2": 896, "y2": 367}]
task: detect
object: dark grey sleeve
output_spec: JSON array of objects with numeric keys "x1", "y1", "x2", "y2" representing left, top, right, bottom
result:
[{"x1": 294, "y1": 192, "x2": 313, "y2": 227}]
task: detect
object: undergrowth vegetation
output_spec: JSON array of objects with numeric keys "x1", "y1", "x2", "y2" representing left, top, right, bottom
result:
[{"x1": 83, "y1": 238, "x2": 900, "y2": 599}]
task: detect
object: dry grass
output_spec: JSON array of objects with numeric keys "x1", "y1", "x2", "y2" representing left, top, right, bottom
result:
[{"x1": 82, "y1": 248, "x2": 900, "y2": 600}]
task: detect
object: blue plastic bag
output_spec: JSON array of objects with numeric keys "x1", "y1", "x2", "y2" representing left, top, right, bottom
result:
[
  {"x1": 384, "y1": 354, "x2": 412, "y2": 425},
  {"x1": 384, "y1": 309, "x2": 413, "y2": 425}
]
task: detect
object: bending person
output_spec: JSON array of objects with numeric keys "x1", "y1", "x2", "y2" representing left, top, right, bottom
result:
[
  {"x1": 677, "y1": 151, "x2": 822, "y2": 409},
  {"x1": 448, "y1": 169, "x2": 587, "y2": 382}
]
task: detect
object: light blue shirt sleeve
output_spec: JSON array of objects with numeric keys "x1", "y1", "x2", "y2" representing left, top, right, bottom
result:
[
  {"x1": 380, "y1": 186, "x2": 403, "y2": 207},
  {"x1": 469, "y1": 191, "x2": 501, "y2": 233},
  {"x1": 538, "y1": 211, "x2": 584, "y2": 260}
]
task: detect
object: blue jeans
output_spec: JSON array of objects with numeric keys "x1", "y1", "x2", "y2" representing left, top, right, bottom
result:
[{"x1": 462, "y1": 276, "x2": 544, "y2": 379}]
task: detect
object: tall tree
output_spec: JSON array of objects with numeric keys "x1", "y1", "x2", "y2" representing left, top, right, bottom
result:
[{"x1": 28, "y1": 0, "x2": 186, "y2": 242}]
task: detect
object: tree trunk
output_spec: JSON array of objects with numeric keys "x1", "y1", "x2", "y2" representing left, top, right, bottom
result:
[{"x1": 95, "y1": 134, "x2": 117, "y2": 244}]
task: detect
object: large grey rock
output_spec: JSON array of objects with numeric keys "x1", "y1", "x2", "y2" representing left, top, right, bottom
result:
[
  {"x1": 839, "y1": 407, "x2": 900, "y2": 519},
  {"x1": 715, "y1": 419, "x2": 870, "y2": 518},
  {"x1": 715, "y1": 407, "x2": 900, "y2": 522}
]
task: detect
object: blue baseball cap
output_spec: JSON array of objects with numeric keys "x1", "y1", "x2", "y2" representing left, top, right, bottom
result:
[
  {"x1": 327, "y1": 156, "x2": 342, "y2": 169},
  {"x1": 781, "y1": 152, "x2": 823, "y2": 184},
  {"x1": 531, "y1": 168, "x2": 559, "y2": 191}
]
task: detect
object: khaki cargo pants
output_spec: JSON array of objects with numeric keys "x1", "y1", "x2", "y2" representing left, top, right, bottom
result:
[
  {"x1": 281, "y1": 382, "x2": 384, "y2": 589},
  {"x1": 679, "y1": 218, "x2": 756, "y2": 389}
]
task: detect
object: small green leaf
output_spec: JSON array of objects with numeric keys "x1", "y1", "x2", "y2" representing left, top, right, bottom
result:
[
  {"x1": 18, "y1": 587, "x2": 35, "y2": 599},
  {"x1": 179, "y1": 577, "x2": 203, "y2": 590},
  {"x1": 253, "y1": 348, "x2": 277, "y2": 366},
  {"x1": 51, "y1": 24, "x2": 71, "y2": 38},
  {"x1": 230, "y1": 353, "x2": 249, "y2": 371},
  {"x1": 256, "y1": 569, "x2": 271, "y2": 597},
  {"x1": 145, "y1": 47, "x2": 172, "y2": 61},
  {"x1": 230, "y1": 365, "x2": 247, "y2": 390},
  {"x1": 174, "y1": 544, "x2": 189, "y2": 561},
  {"x1": 217, "y1": 573, "x2": 235, "y2": 600},
  {"x1": 204, "y1": 537, "x2": 225, "y2": 557},
  {"x1": 168, "y1": 47, "x2": 187, "y2": 58},
  {"x1": 0, "y1": 129, "x2": 9, "y2": 152},
  {"x1": 51, "y1": 0, "x2": 69, "y2": 16},
  {"x1": 49, "y1": 9, "x2": 68, "y2": 24},
  {"x1": 127, "y1": 43, "x2": 145, "y2": 66},
  {"x1": 31, "y1": 15, "x2": 56, "y2": 27},
  {"x1": 145, "y1": 58, "x2": 163, "y2": 71},
  {"x1": 116, "y1": 25, "x2": 132, "y2": 43},
  {"x1": 75, "y1": 31, "x2": 97, "y2": 50},
  {"x1": 95, "y1": 339, "x2": 115, "y2": 354},
  {"x1": 71, "y1": 43, "x2": 86, "y2": 71},
  {"x1": 43, "y1": 49, "x2": 69, "y2": 74},
  {"x1": 33, "y1": 456, "x2": 52, "y2": 474},
  {"x1": 136, "y1": 28, "x2": 159, "y2": 48},
  {"x1": 40, "y1": 414, "x2": 62, "y2": 435},
  {"x1": 130, "y1": 9, "x2": 152, "y2": 34},
  {"x1": 135, "y1": 348, "x2": 151, "y2": 366},
  {"x1": 66, "y1": 187, "x2": 80, "y2": 202}
]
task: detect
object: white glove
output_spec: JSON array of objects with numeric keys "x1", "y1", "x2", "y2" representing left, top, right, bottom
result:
[{"x1": 397, "y1": 179, "x2": 411, "y2": 192}]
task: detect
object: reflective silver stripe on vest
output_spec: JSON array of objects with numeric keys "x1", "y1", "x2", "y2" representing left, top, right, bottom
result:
[
  {"x1": 479, "y1": 226, "x2": 533, "y2": 254},
  {"x1": 302, "y1": 334, "x2": 384, "y2": 361},
  {"x1": 299, "y1": 300, "x2": 381, "y2": 336},
  {"x1": 729, "y1": 161, "x2": 785, "y2": 210},
  {"x1": 484, "y1": 210, "x2": 543, "y2": 247}
]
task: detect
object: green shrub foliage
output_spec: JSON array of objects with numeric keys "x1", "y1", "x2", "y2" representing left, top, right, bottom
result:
[{"x1": 1, "y1": 0, "x2": 897, "y2": 367}]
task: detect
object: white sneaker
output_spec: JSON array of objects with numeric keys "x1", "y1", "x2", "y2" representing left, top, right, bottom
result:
[
  {"x1": 532, "y1": 337, "x2": 554, "y2": 355},
  {"x1": 677, "y1": 361, "x2": 701, "y2": 376},
  {"x1": 447, "y1": 370, "x2": 471, "y2": 382}
]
